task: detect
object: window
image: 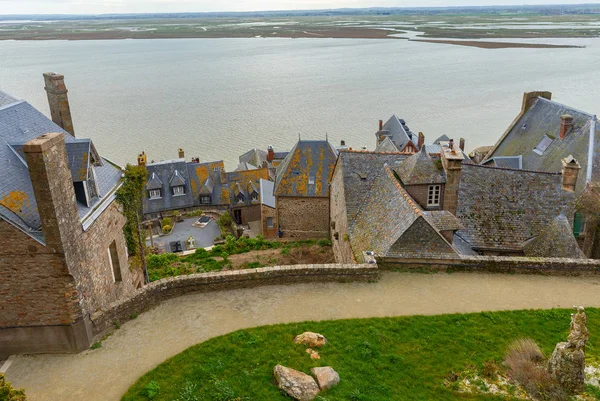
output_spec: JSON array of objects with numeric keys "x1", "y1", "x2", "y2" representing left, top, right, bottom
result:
[
  {"x1": 213, "y1": 166, "x2": 221, "y2": 172},
  {"x1": 149, "y1": 189, "x2": 162, "y2": 199},
  {"x1": 108, "y1": 240, "x2": 122, "y2": 283},
  {"x1": 237, "y1": 193, "x2": 245, "y2": 203},
  {"x1": 172, "y1": 185, "x2": 185, "y2": 196},
  {"x1": 267, "y1": 217, "x2": 274, "y2": 228},
  {"x1": 427, "y1": 185, "x2": 441, "y2": 206},
  {"x1": 308, "y1": 176, "x2": 315, "y2": 185},
  {"x1": 533, "y1": 135, "x2": 553, "y2": 155},
  {"x1": 251, "y1": 192, "x2": 259, "y2": 202},
  {"x1": 200, "y1": 195, "x2": 211, "y2": 204}
]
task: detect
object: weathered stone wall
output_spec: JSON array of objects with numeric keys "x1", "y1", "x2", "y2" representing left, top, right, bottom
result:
[
  {"x1": 404, "y1": 184, "x2": 445, "y2": 210},
  {"x1": 277, "y1": 196, "x2": 330, "y2": 239},
  {"x1": 232, "y1": 204, "x2": 261, "y2": 225},
  {"x1": 261, "y1": 204, "x2": 277, "y2": 239},
  {"x1": 378, "y1": 255, "x2": 600, "y2": 275},
  {"x1": 91, "y1": 263, "x2": 378, "y2": 338},
  {"x1": 329, "y1": 164, "x2": 356, "y2": 263}
]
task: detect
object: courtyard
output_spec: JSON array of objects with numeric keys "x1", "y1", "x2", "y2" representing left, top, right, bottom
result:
[{"x1": 148, "y1": 217, "x2": 221, "y2": 253}]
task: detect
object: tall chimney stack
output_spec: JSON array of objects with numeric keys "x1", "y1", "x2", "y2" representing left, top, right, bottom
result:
[
  {"x1": 561, "y1": 155, "x2": 581, "y2": 192},
  {"x1": 440, "y1": 140, "x2": 465, "y2": 216},
  {"x1": 560, "y1": 114, "x2": 574, "y2": 140},
  {"x1": 43, "y1": 73, "x2": 74, "y2": 137},
  {"x1": 178, "y1": 148, "x2": 185, "y2": 159},
  {"x1": 137, "y1": 151, "x2": 147, "y2": 167},
  {"x1": 417, "y1": 132, "x2": 425, "y2": 151},
  {"x1": 459, "y1": 138, "x2": 465, "y2": 152},
  {"x1": 267, "y1": 145, "x2": 275, "y2": 162},
  {"x1": 378, "y1": 120, "x2": 383, "y2": 131}
]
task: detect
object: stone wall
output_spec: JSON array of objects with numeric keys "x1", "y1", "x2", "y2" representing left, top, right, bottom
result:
[
  {"x1": 329, "y1": 164, "x2": 356, "y2": 263},
  {"x1": 404, "y1": 184, "x2": 445, "y2": 210},
  {"x1": 277, "y1": 196, "x2": 330, "y2": 239},
  {"x1": 232, "y1": 204, "x2": 261, "y2": 225},
  {"x1": 91, "y1": 263, "x2": 378, "y2": 338},
  {"x1": 378, "y1": 255, "x2": 600, "y2": 275},
  {"x1": 261, "y1": 204, "x2": 277, "y2": 239}
]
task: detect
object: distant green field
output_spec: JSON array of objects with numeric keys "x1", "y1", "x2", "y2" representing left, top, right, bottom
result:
[{"x1": 1, "y1": 13, "x2": 600, "y2": 41}]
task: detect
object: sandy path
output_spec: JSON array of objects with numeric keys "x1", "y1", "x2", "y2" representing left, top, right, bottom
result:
[{"x1": 6, "y1": 271, "x2": 600, "y2": 401}]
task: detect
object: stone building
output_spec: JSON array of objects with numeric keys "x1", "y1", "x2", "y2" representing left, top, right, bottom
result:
[
  {"x1": 274, "y1": 140, "x2": 338, "y2": 239},
  {"x1": 0, "y1": 77, "x2": 142, "y2": 357},
  {"x1": 331, "y1": 140, "x2": 583, "y2": 263}
]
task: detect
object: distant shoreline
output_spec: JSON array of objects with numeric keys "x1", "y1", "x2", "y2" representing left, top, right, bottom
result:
[{"x1": 0, "y1": 30, "x2": 584, "y2": 49}]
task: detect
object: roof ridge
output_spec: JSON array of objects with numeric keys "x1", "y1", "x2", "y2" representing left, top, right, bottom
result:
[
  {"x1": 463, "y1": 162, "x2": 561, "y2": 175},
  {"x1": 0, "y1": 99, "x2": 25, "y2": 112},
  {"x1": 340, "y1": 149, "x2": 414, "y2": 155},
  {"x1": 537, "y1": 96, "x2": 595, "y2": 119}
]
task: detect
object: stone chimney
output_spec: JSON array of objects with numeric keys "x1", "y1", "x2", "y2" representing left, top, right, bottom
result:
[
  {"x1": 178, "y1": 148, "x2": 185, "y2": 159},
  {"x1": 459, "y1": 138, "x2": 465, "y2": 152},
  {"x1": 340, "y1": 140, "x2": 346, "y2": 146},
  {"x1": 43, "y1": 73, "x2": 74, "y2": 137},
  {"x1": 561, "y1": 155, "x2": 581, "y2": 192},
  {"x1": 23, "y1": 133, "x2": 81, "y2": 254},
  {"x1": 440, "y1": 139, "x2": 465, "y2": 216},
  {"x1": 418, "y1": 132, "x2": 425, "y2": 150},
  {"x1": 267, "y1": 145, "x2": 275, "y2": 162},
  {"x1": 521, "y1": 91, "x2": 552, "y2": 114},
  {"x1": 560, "y1": 115, "x2": 574, "y2": 140},
  {"x1": 138, "y1": 151, "x2": 147, "y2": 167},
  {"x1": 379, "y1": 120, "x2": 383, "y2": 131}
]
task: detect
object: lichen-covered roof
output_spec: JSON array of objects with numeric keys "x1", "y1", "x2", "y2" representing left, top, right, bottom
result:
[
  {"x1": 395, "y1": 147, "x2": 445, "y2": 185},
  {"x1": 227, "y1": 168, "x2": 269, "y2": 205},
  {"x1": 455, "y1": 163, "x2": 575, "y2": 252},
  {"x1": 349, "y1": 165, "x2": 457, "y2": 260},
  {"x1": 423, "y1": 210, "x2": 464, "y2": 232},
  {"x1": 0, "y1": 91, "x2": 122, "y2": 243},
  {"x1": 187, "y1": 160, "x2": 226, "y2": 205},
  {"x1": 523, "y1": 213, "x2": 585, "y2": 258},
  {"x1": 487, "y1": 97, "x2": 600, "y2": 194},
  {"x1": 274, "y1": 140, "x2": 338, "y2": 197},
  {"x1": 235, "y1": 162, "x2": 257, "y2": 171}
]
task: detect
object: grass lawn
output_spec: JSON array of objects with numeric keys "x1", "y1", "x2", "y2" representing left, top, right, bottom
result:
[
  {"x1": 146, "y1": 237, "x2": 333, "y2": 282},
  {"x1": 122, "y1": 309, "x2": 600, "y2": 401}
]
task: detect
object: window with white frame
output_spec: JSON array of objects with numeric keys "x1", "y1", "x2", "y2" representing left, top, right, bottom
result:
[
  {"x1": 200, "y1": 195, "x2": 211, "y2": 204},
  {"x1": 172, "y1": 185, "x2": 185, "y2": 196},
  {"x1": 427, "y1": 185, "x2": 441, "y2": 206},
  {"x1": 251, "y1": 192, "x2": 258, "y2": 202},
  {"x1": 149, "y1": 189, "x2": 162, "y2": 199},
  {"x1": 237, "y1": 192, "x2": 245, "y2": 203},
  {"x1": 308, "y1": 176, "x2": 315, "y2": 185}
]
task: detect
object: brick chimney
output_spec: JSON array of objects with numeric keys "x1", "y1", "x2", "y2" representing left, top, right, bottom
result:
[
  {"x1": 43, "y1": 73, "x2": 74, "y2": 137},
  {"x1": 23, "y1": 133, "x2": 81, "y2": 254},
  {"x1": 521, "y1": 91, "x2": 552, "y2": 114},
  {"x1": 137, "y1": 151, "x2": 147, "y2": 167},
  {"x1": 418, "y1": 132, "x2": 425, "y2": 150},
  {"x1": 378, "y1": 120, "x2": 383, "y2": 131},
  {"x1": 561, "y1": 155, "x2": 581, "y2": 192},
  {"x1": 178, "y1": 148, "x2": 185, "y2": 159},
  {"x1": 267, "y1": 145, "x2": 275, "y2": 162},
  {"x1": 559, "y1": 114, "x2": 574, "y2": 140},
  {"x1": 459, "y1": 138, "x2": 465, "y2": 152},
  {"x1": 440, "y1": 139, "x2": 465, "y2": 216}
]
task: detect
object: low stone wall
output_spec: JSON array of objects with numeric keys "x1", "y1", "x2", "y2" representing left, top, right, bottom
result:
[
  {"x1": 90, "y1": 264, "x2": 378, "y2": 339},
  {"x1": 379, "y1": 255, "x2": 600, "y2": 275}
]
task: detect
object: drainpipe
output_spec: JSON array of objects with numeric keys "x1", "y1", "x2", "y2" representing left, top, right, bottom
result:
[{"x1": 587, "y1": 115, "x2": 596, "y2": 184}]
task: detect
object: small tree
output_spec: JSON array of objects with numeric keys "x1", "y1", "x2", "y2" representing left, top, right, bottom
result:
[{"x1": 0, "y1": 373, "x2": 27, "y2": 401}]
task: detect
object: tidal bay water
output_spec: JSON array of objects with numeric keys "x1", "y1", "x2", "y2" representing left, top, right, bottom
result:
[{"x1": 1, "y1": 37, "x2": 599, "y2": 168}]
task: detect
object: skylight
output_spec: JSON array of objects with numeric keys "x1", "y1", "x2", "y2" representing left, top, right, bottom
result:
[{"x1": 533, "y1": 135, "x2": 553, "y2": 155}]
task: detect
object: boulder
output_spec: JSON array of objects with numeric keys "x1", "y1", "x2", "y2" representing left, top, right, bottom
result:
[
  {"x1": 311, "y1": 366, "x2": 340, "y2": 391},
  {"x1": 294, "y1": 332, "x2": 327, "y2": 348},
  {"x1": 548, "y1": 342, "x2": 585, "y2": 394},
  {"x1": 274, "y1": 365, "x2": 320, "y2": 401}
]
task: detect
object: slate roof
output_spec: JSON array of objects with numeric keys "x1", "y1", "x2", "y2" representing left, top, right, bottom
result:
[
  {"x1": 0, "y1": 91, "x2": 123, "y2": 243},
  {"x1": 396, "y1": 147, "x2": 445, "y2": 185},
  {"x1": 169, "y1": 170, "x2": 186, "y2": 187},
  {"x1": 423, "y1": 211, "x2": 464, "y2": 232},
  {"x1": 486, "y1": 97, "x2": 600, "y2": 194},
  {"x1": 433, "y1": 134, "x2": 450, "y2": 144},
  {"x1": 375, "y1": 115, "x2": 418, "y2": 152},
  {"x1": 143, "y1": 159, "x2": 195, "y2": 214},
  {"x1": 483, "y1": 156, "x2": 522, "y2": 170},
  {"x1": 187, "y1": 160, "x2": 226, "y2": 205},
  {"x1": 274, "y1": 140, "x2": 338, "y2": 198},
  {"x1": 523, "y1": 213, "x2": 585, "y2": 258},
  {"x1": 335, "y1": 151, "x2": 409, "y2": 226},
  {"x1": 260, "y1": 179, "x2": 275, "y2": 208},
  {"x1": 227, "y1": 168, "x2": 270, "y2": 206},
  {"x1": 375, "y1": 136, "x2": 401, "y2": 152},
  {"x1": 455, "y1": 163, "x2": 575, "y2": 252},
  {"x1": 145, "y1": 172, "x2": 163, "y2": 190},
  {"x1": 235, "y1": 162, "x2": 257, "y2": 171},
  {"x1": 239, "y1": 148, "x2": 267, "y2": 168},
  {"x1": 349, "y1": 165, "x2": 458, "y2": 260}
]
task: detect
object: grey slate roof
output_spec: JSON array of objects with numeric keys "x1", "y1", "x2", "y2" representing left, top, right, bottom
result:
[
  {"x1": 455, "y1": 163, "x2": 575, "y2": 252},
  {"x1": 523, "y1": 213, "x2": 585, "y2": 258},
  {"x1": 375, "y1": 115, "x2": 418, "y2": 152},
  {"x1": 239, "y1": 148, "x2": 267, "y2": 168},
  {"x1": 349, "y1": 165, "x2": 457, "y2": 260},
  {"x1": 235, "y1": 162, "x2": 257, "y2": 171},
  {"x1": 169, "y1": 170, "x2": 186, "y2": 187},
  {"x1": 433, "y1": 134, "x2": 450, "y2": 144},
  {"x1": 486, "y1": 97, "x2": 600, "y2": 194},
  {"x1": 483, "y1": 156, "x2": 522, "y2": 170},
  {"x1": 396, "y1": 147, "x2": 445, "y2": 185},
  {"x1": 145, "y1": 172, "x2": 163, "y2": 190},
  {"x1": 0, "y1": 91, "x2": 122, "y2": 243},
  {"x1": 143, "y1": 159, "x2": 195, "y2": 214},
  {"x1": 423, "y1": 211, "x2": 464, "y2": 232},
  {"x1": 260, "y1": 179, "x2": 275, "y2": 208},
  {"x1": 274, "y1": 140, "x2": 338, "y2": 197},
  {"x1": 375, "y1": 136, "x2": 401, "y2": 153}
]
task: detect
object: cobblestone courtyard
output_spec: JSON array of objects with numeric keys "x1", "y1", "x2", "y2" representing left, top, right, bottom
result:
[{"x1": 6, "y1": 272, "x2": 600, "y2": 401}]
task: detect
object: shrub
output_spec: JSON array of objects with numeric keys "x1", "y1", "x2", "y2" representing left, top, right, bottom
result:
[
  {"x1": 317, "y1": 239, "x2": 332, "y2": 247},
  {"x1": 147, "y1": 253, "x2": 178, "y2": 269},
  {"x1": 194, "y1": 248, "x2": 208, "y2": 257},
  {"x1": 217, "y1": 213, "x2": 234, "y2": 236},
  {"x1": 186, "y1": 209, "x2": 204, "y2": 218},
  {"x1": 0, "y1": 373, "x2": 27, "y2": 401},
  {"x1": 162, "y1": 225, "x2": 172, "y2": 234},
  {"x1": 142, "y1": 381, "x2": 160, "y2": 399},
  {"x1": 161, "y1": 218, "x2": 173, "y2": 228},
  {"x1": 504, "y1": 339, "x2": 567, "y2": 400}
]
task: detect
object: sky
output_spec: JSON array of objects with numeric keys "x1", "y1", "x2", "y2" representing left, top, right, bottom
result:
[{"x1": 0, "y1": 0, "x2": 594, "y2": 15}]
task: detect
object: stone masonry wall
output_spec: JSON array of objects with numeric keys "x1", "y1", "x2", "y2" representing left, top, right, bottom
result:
[
  {"x1": 91, "y1": 263, "x2": 378, "y2": 338},
  {"x1": 0, "y1": 220, "x2": 80, "y2": 327},
  {"x1": 329, "y1": 164, "x2": 356, "y2": 263},
  {"x1": 233, "y1": 204, "x2": 261, "y2": 225},
  {"x1": 261, "y1": 204, "x2": 277, "y2": 239},
  {"x1": 277, "y1": 196, "x2": 330, "y2": 239}
]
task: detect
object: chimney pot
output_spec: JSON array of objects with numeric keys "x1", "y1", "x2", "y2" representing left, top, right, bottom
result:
[
  {"x1": 178, "y1": 148, "x2": 185, "y2": 159},
  {"x1": 417, "y1": 132, "x2": 425, "y2": 151},
  {"x1": 267, "y1": 145, "x2": 275, "y2": 162},
  {"x1": 378, "y1": 120, "x2": 383, "y2": 131},
  {"x1": 137, "y1": 151, "x2": 147, "y2": 167},
  {"x1": 340, "y1": 140, "x2": 346, "y2": 146},
  {"x1": 561, "y1": 155, "x2": 581, "y2": 192},
  {"x1": 560, "y1": 114, "x2": 574, "y2": 140}
]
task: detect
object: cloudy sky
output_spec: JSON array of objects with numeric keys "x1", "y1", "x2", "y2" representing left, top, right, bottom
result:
[{"x1": 0, "y1": 0, "x2": 592, "y2": 15}]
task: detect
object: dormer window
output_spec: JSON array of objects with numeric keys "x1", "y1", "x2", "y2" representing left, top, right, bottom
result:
[
  {"x1": 237, "y1": 193, "x2": 245, "y2": 203},
  {"x1": 427, "y1": 185, "x2": 441, "y2": 207},
  {"x1": 308, "y1": 176, "x2": 315, "y2": 185},
  {"x1": 251, "y1": 192, "x2": 259, "y2": 202},
  {"x1": 149, "y1": 189, "x2": 162, "y2": 199},
  {"x1": 200, "y1": 195, "x2": 211, "y2": 204},
  {"x1": 172, "y1": 185, "x2": 185, "y2": 196},
  {"x1": 533, "y1": 135, "x2": 553, "y2": 155}
]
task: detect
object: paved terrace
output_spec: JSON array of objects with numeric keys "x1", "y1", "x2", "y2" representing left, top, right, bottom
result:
[{"x1": 6, "y1": 271, "x2": 600, "y2": 401}]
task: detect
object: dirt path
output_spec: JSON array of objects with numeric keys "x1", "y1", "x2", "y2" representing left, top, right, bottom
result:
[{"x1": 6, "y1": 272, "x2": 600, "y2": 401}]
